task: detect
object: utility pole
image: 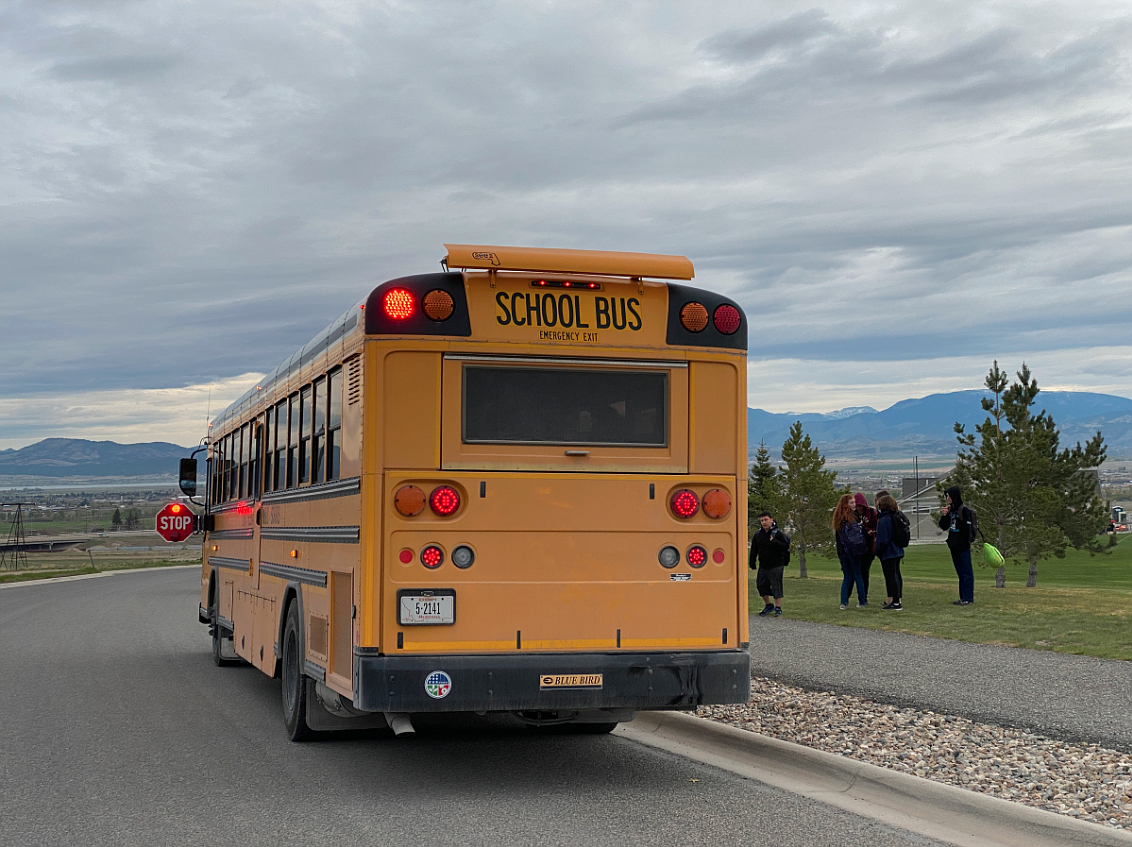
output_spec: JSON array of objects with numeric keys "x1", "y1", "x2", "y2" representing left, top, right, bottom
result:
[{"x1": 1, "y1": 503, "x2": 33, "y2": 571}]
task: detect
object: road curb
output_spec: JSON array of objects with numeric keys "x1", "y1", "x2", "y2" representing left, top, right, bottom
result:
[
  {"x1": 616, "y1": 711, "x2": 1132, "y2": 847},
  {"x1": 0, "y1": 564, "x2": 199, "y2": 589}
]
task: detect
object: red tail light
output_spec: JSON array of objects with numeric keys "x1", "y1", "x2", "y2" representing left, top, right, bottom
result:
[
  {"x1": 420, "y1": 545, "x2": 444, "y2": 568},
  {"x1": 429, "y1": 485, "x2": 461, "y2": 516},
  {"x1": 383, "y1": 288, "x2": 415, "y2": 320},
  {"x1": 671, "y1": 489, "x2": 699, "y2": 518},
  {"x1": 713, "y1": 304, "x2": 741, "y2": 335},
  {"x1": 686, "y1": 545, "x2": 707, "y2": 567}
]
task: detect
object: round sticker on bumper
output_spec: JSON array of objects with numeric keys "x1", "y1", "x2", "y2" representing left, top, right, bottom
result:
[{"x1": 425, "y1": 670, "x2": 452, "y2": 699}]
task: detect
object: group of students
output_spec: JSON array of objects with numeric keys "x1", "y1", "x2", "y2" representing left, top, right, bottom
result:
[
  {"x1": 832, "y1": 491, "x2": 906, "y2": 611},
  {"x1": 749, "y1": 485, "x2": 977, "y2": 618}
]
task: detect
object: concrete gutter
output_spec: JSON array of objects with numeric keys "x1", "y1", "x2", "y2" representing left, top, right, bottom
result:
[
  {"x1": 617, "y1": 711, "x2": 1132, "y2": 847},
  {"x1": 0, "y1": 563, "x2": 199, "y2": 589}
]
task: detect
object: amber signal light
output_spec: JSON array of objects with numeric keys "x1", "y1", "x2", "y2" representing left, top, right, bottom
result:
[
  {"x1": 423, "y1": 289, "x2": 454, "y2": 321},
  {"x1": 702, "y1": 489, "x2": 732, "y2": 519},
  {"x1": 394, "y1": 485, "x2": 426, "y2": 517},
  {"x1": 679, "y1": 302, "x2": 709, "y2": 332}
]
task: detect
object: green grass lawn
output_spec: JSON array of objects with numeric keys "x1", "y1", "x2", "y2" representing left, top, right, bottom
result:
[{"x1": 757, "y1": 536, "x2": 1132, "y2": 661}]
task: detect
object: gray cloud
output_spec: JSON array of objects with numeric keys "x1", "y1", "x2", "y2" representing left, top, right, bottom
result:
[{"x1": 1, "y1": 1, "x2": 1130, "y2": 445}]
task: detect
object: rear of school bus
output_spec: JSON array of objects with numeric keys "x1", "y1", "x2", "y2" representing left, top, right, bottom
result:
[{"x1": 353, "y1": 245, "x2": 750, "y2": 724}]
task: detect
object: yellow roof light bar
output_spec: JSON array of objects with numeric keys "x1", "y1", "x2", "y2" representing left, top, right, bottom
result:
[{"x1": 444, "y1": 244, "x2": 694, "y2": 280}]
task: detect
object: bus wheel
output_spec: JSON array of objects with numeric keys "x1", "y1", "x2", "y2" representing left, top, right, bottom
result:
[
  {"x1": 568, "y1": 722, "x2": 618, "y2": 734},
  {"x1": 211, "y1": 624, "x2": 239, "y2": 667},
  {"x1": 281, "y1": 602, "x2": 316, "y2": 742}
]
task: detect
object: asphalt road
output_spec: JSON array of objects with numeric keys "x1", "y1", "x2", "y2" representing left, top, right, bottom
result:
[
  {"x1": 0, "y1": 569, "x2": 949, "y2": 847},
  {"x1": 748, "y1": 617, "x2": 1132, "y2": 751}
]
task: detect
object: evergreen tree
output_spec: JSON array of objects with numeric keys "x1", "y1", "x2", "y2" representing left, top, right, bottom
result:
[
  {"x1": 949, "y1": 362, "x2": 1107, "y2": 587},
  {"x1": 111, "y1": 508, "x2": 122, "y2": 530},
  {"x1": 776, "y1": 422, "x2": 841, "y2": 578},
  {"x1": 747, "y1": 440, "x2": 781, "y2": 532}
]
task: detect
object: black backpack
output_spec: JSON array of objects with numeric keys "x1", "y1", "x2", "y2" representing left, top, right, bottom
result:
[
  {"x1": 782, "y1": 532, "x2": 791, "y2": 567},
  {"x1": 965, "y1": 507, "x2": 978, "y2": 544},
  {"x1": 890, "y1": 510, "x2": 911, "y2": 548}
]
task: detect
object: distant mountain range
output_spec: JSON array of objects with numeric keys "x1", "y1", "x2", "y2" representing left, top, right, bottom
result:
[
  {"x1": 0, "y1": 438, "x2": 189, "y2": 478},
  {"x1": 1, "y1": 389, "x2": 1129, "y2": 477},
  {"x1": 750, "y1": 390, "x2": 1132, "y2": 459}
]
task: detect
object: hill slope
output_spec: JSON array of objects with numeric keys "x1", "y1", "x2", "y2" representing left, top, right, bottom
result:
[
  {"x1": 749, "y1": 391, "x2": 1132, "y2": 459},
  {"x1": 0, "y1": 438, "x2": 190, "y2": 477}
]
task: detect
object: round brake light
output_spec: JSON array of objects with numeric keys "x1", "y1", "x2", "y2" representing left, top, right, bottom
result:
[
  {"x1": 687, "y1": 545, "x2": 708, "y2": 568},
  {"x1": 713, "y1": 304, "x2": 741, "y2": 335},
  {"x1": 671, "y1": 489, "x2": 699, "y2": 519},
  {"x1": 420, "y1": 545, "x2": 444, "y2": 568},
  {"x1": 680, "y1": 302, "x2": 708, "y2": 332},
  {"x1": 429, "y1": 485, "x2": 461, "y2": 516},
  {"x1": 422, "y1": 289, "x2": 455, "y2": 321},
  {"x1": 383, "y1": 288, "x2": 415, "y2": 320}
]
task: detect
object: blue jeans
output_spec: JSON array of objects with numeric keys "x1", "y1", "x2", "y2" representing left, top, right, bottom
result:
[
  {"x1": 840, "y1": 555, "x2": 867, "y2": 605},
  {"x1": 951, "y1": 547, "x2": 974, "y2": 602}
]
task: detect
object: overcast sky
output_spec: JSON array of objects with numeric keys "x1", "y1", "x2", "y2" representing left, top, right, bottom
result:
[{"x1": 3, "y1": 1, "x2": 1131, "y2": 449}]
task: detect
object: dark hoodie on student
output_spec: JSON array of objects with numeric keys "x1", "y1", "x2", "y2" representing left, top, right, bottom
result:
[{"x1": 938, "y1": 485, "x2": 973, "y2": 551}]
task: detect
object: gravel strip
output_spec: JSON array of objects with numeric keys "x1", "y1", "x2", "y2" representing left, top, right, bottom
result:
[{"x1": 700, "y1": 677, "x2": 1132, "y2": 831}]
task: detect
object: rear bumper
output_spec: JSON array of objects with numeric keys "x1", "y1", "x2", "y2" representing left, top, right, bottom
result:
[{"x1": 352, "y1": 649, "x2": 750, "y2": 713}]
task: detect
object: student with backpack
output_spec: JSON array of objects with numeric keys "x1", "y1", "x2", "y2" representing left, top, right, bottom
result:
[
  {"x1": 875, "y1": 493, "x2": 908, "y2": 610},
  {"x1": 833, "y1": 493, "x2": 868, "y2": 609},
  {"x1": 749, "y1": 510, "x2": 790, "y2": 617},
  {"x1": 938, "y1": 485, "x2": 976, "y2": 605}
]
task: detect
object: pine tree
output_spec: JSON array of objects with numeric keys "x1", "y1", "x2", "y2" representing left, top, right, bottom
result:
[
  {"x1": 747, "y1": 440, "x2": 781, "y2": 531},
  {"x1": 950, "y1": 362, "x2": 1107, "y2": 587},
  {"x1": 776, "y1": 422, "x2": 841, "y2": 578},
  {"x1": 111, "y1": 508, "x2": 122, "y2": 530}
]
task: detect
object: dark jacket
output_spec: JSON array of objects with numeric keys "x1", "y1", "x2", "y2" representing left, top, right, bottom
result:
[
  {"x1": 749, "y1": 525, "x2": 790, "y2": 570},
  {"x1": 853, "y1": 493, "x2": 877, "y2": 553},
  {"x1": 938, "y1": 485, "x2": 974, "y2": 551},
  {"x1": 835, "y1": 518, "x2": 865, "y2": 565},
  {"x1": 875, "y1": 508, "x2": 904, "y2": 560}
]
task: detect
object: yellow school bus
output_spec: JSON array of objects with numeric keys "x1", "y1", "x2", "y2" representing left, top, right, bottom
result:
[{"x1": 194, "y1": 244, "x2": 750, "y2": 740}]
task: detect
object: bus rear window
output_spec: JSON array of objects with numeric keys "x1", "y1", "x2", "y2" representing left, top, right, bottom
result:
[{"x1": 463, "y1": 366, "x2": 668, "y2": 446}]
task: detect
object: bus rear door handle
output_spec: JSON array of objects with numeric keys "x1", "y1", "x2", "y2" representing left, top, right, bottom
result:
[{"x1": 564, "y1": 450, "x2": 590, "y2": 457}]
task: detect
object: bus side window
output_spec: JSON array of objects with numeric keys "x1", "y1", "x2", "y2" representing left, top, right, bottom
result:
[
  {"x1": 238, "y1": 423, "x2": 249, "y2": 500},
  {"x1": 251, "y1": 416, "x2": 263, "y2": 498},
  {"x1": 312, "y1": 376, "x2": 326, "y2": 484},
  {"x1": 299, "y1": 385, "x2": 312, "y2": 485},
  {"x1": 262, "y1": 412, "x2": 271, "y2": 494},
  {"x1": 327, "y1": 369, "x2": 342, "y2": 481},
  {"x1": 288, "y1": 394, "x2": 300, "y2": 488},
  {"x1": 274, "y1": 402, "x2": 287, "y2": 492}
]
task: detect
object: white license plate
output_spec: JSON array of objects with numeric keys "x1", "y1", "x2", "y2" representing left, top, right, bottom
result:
[{"x1": 400, "y1": 594, "x2": 455, "y2": 625}]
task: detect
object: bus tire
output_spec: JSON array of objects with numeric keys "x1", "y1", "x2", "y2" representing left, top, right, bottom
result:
[
  {"x1": 569, "y1": 722, "x2": 618, "y2": 734},
  {"x1": 281, "y1": 602, "x2": 317, "y2": 742}
]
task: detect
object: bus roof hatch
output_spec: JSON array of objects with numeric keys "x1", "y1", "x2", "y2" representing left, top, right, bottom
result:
[{"x1": 444, "y1": 244, "x2": 695, "y2": 280}]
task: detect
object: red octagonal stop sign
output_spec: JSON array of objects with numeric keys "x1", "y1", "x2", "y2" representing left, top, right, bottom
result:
[{"x1": 155, "y1": 502, "x2": 196, "y2": 542}]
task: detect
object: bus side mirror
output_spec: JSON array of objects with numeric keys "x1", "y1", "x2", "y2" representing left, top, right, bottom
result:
[{"x1": 179, "y1": 458, "x2": 198, "y2": 498}]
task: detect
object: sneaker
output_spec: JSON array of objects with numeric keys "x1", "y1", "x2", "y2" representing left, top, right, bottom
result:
[
  {"x1": 758, "y1": 604, "x2": 774, "y2": 617},
  {"x1": 883, "y1": 601, "x2": 903, "y2": 611},
  {"x1": 773, "y1": 608, "x2": 782, "y2": 617},
  {"x1": 839, "y1": 604, "x2": 848, "y2": 610},
  {"x1": 953, "y1": 600, "x2": 972, "y2": 606},
  {"x1": 857, "y1": 603, "x2": 869, "y2": 608}
]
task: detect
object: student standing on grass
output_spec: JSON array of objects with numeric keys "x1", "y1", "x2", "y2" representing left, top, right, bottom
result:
[
  {"x1": 749, "y1": 510, "x2": 790, "y2": 617},
  {"x1": 875, "y1": 493, "x2": 904, "y2": 610},
  {"x1": 854, "y1": 493, "x2": 878, "y2": 598},
  {"x1": 833, "y1": 493, "x2": 868, "y2": 609},
  {"x1": 939, "y1": 485, "x2": 975, "y2": 606}
]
